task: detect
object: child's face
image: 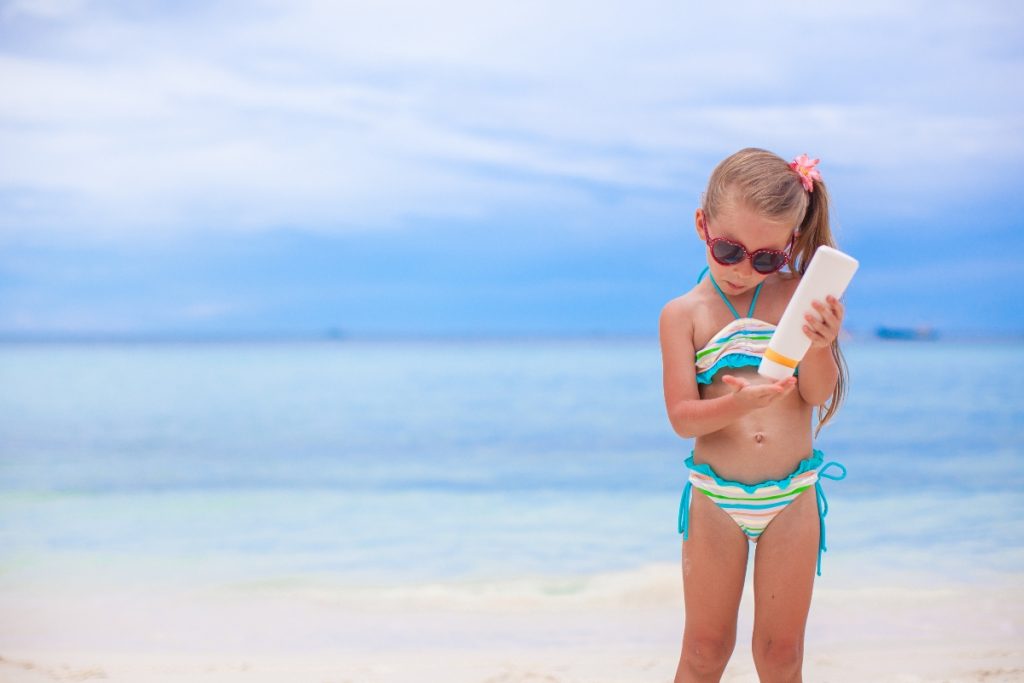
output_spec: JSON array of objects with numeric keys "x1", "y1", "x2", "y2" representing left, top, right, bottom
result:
[{"x1": 695, "y1": 203, "x2": 798, "y2": 295}]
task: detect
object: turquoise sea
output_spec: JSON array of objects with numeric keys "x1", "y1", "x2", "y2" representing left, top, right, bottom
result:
[{"x1": 1, "y1": 338, "x2": 1022, "y2": 602}]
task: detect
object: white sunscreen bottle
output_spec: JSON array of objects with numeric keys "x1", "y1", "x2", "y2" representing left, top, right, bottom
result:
[{"x1": 758, "y1": 246, "x2": 859, "y2": 380}]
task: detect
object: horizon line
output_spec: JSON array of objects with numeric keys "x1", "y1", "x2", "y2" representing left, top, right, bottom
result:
[{"x1": 0, "y1": 327, "x2": 1021, "y2": 345}]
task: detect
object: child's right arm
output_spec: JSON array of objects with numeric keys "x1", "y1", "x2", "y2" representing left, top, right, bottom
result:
[{"x1": 659, "y1": 300, "x2": 796, "y2": 439}]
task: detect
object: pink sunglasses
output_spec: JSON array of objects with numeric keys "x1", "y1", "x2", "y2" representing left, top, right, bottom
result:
[{"x1": 701, "y1": 215, "x2": 795, "y2": 275}]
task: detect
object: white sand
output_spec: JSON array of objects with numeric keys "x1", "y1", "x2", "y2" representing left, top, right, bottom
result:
[{"x1": 1, "y1": 563, "x2": 1022, "y2": 682}]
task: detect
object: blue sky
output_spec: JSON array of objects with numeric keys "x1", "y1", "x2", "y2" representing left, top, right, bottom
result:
[{"x1": 1, "y1": 0, "x2": 1022, "y2": 337}]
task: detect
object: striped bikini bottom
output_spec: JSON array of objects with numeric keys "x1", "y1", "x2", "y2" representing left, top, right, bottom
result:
[{"x1": 677, "y1": 449, "x2": 847, "y2": 576}]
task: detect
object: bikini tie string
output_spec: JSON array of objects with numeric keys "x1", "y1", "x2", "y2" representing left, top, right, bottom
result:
[
  {"x1": 814, "y1": 461, "x2": 847, "y2": 576},
  {"x1": 678, "y1": 481, "x2": 693, "y2": 540}
]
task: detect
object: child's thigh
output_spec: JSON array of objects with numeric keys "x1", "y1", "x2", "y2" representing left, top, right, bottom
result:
[
  {"x1": 682, "y1": 491, "x2": 749, "y2": 634},
  {"x1": 751, "y1": 489, "x2": 819, "y2": 636}
]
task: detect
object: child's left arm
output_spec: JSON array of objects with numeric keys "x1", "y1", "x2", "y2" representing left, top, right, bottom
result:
[{"x1": 796, "y1": 295, "x2": 843, "y2": 406}]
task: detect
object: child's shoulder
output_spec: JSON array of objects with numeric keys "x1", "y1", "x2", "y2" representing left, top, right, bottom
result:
[
  {"x1": 660, "y1": 287, "x2": 703, "y2": 324},
  {"x1": 659, "y1": 291, "x2": 698, "y2": 343},
  {"x1": 660, "y1": 285, "x2": 715, "y2": 343}
]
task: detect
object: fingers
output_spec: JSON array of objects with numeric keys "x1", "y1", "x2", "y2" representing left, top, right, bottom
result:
[
  {"x1": 747, "y1": 378, "x2": 796, "y2": 405},
  {"x1": 805, "y1": 296, "x2": 844, "y2": 346},
  {"x1": 776, "y1": 376, "x2": 798, "y2": 391},
  {"x1": 756, "y1": 377, "x2": 797, "y2": 403},
  {"x1": 771, "y1": 377, "x2": 798, "y2": 397},
  {"x1": 828, "y1": 295, "x2": 845, "y2": 323},
  {"x1": 803, "y1": 320, "x2": 829, "y2": 344},
  {"x1": 721, "y1": 374, "x2": 743, "y2": 386},
  {"x1": 816, "y1": 296, "x2": 843, "y2": 327},
  {"x1": 722, "y1": 374, "x2": 796, "y2": 410},
  {"x1": 760, "y1": 377, "x2": 795, "y2": 393},
  {"x1": 720, "y1": 374, "x2": 749, "y2": 392}
]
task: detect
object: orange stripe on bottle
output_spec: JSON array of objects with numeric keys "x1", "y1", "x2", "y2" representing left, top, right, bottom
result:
[{"x1": 764, "y1": 347, "x2": 799, "y2": 368}]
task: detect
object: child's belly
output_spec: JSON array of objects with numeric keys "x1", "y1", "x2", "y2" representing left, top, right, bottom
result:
[{"x1": 696, "y1": 366, "x2": 815, "y2": 485}]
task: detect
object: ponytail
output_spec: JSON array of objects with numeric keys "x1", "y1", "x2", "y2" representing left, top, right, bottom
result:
[{"x1": 790, "y1": 179, "x2": 848, "y2": 437}]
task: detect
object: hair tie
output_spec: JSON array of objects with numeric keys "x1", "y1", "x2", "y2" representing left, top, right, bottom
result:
[{"x1": 789, "y1": 154, "x2": 821, "y2": 192}]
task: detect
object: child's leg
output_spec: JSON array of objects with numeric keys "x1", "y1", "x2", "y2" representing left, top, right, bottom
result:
[
  {"x1": 750, "y1": 489, "x2": 819, "y2": 682},
  {"x1": 675, "y1": 491, "x2": 749, "y2": 683}
]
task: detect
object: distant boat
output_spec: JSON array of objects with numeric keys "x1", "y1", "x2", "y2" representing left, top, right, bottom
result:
[{"x1": 875, "y1": 326, "x2": 939, "y2": 341}]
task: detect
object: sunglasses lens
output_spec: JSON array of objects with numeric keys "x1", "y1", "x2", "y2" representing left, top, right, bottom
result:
[
  {"x1": 752, "y1": 251, "x2": 786, "y2": 274},
  {"x1": 711, "y1": 241, "x2": 745, "y2": 264}
]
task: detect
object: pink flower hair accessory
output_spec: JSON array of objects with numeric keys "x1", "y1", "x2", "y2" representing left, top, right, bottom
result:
[{"x1": 789, "y1": 153, "x2": 822, "y2": 192}]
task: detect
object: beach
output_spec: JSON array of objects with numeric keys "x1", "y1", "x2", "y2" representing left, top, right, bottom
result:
[
  {"x1": 2, "y1": 564, "x2": 1022, "y2": 682},
  {"x1": 1, "y1": 338, "x2": 1022, "y2": 681}
]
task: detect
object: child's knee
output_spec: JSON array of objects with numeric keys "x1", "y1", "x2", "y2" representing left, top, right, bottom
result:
[
  {"x1": 752, "y1": 634, "x2": 804, "y2": 676},
  {"x1": 681, "y1": 631, "x2": 736, "y2": 675}
]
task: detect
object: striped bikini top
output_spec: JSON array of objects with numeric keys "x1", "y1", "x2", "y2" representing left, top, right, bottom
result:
[{"x1": 694, "y1": 267, "x2": 796, "y2": 385}]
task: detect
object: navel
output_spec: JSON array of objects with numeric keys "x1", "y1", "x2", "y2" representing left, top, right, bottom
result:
[{"x1": 754, "y1": 432, "x2": 765, "y2": 444}]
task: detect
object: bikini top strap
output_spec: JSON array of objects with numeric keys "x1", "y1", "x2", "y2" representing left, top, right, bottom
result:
[
  {"x1": 747, "y1": 281, "x2": 762, "y2": 318},
  {"x1": 698, "y1": 267, "x2": 762, "y2": 320}
]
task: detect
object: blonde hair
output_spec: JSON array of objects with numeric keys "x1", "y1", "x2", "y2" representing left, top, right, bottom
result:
[{"x1": 701, "y1": 147, "x2": 848, "y2": 436}]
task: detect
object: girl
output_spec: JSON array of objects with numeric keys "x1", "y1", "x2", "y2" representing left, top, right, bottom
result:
[{"x1": 659, "y1": 148, "x2": 848, "y2": 682}]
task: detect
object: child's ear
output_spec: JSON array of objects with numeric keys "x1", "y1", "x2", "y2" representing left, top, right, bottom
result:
[{"x1": 694, "y1": 209, "x2": 706, "y2": 241}]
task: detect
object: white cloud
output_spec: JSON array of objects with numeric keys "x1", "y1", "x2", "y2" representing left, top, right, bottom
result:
[
  {"x1": 0, "y1": 0, "x2": 1021, "y2": 240},
  {"x1": 0, "y1": 0, "x2": 87, "y2": 21}
]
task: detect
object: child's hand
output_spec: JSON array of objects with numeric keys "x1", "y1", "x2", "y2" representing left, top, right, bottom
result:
[
  {"x1": 804, "y1": 295, "x2": 844, "y2": 349},
  {"x1": 720, "y1": 374, "x2": 798, "y2": 410}
]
